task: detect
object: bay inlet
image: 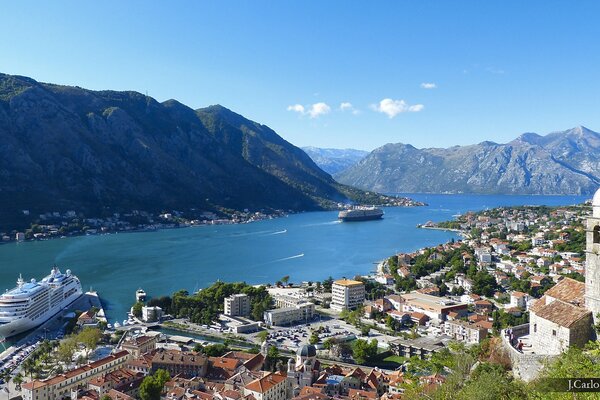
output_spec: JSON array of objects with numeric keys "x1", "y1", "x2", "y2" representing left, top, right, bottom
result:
[{"x1": 0, "y1": 194, "x2": 587, "y2": 322}]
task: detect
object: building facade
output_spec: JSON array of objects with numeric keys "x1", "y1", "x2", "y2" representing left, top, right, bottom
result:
[
  {"x1": 585, "y1": 189, "x2": 600, "y2": 328},
  {"x1": 528, "y1": 189, "x2": 600, "y2": 355},
  {"x1": 331, "y1": 279, "x2": 365, "y2": 311},
  {"x1": 224, "y1": 294, "x2": 251, "y2": 317},
  {"x1": 22, "y1": 351, "x2": 130, "y2": 400},
  {"x1": 444, "y1": 320, "x2": 488, "y2": 344},
  {"x1": 264, "y1": 302, "x2": 315, "y2": 326}
]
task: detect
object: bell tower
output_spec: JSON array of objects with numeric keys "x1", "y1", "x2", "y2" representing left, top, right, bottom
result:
[{"x1": 584, "y1": 188, "x2": 600, "y2": 325}]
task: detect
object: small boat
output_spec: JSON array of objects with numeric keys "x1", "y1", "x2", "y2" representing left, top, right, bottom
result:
[{"x1": 136, "y1": 288, "x2": 147, "y2": 302}]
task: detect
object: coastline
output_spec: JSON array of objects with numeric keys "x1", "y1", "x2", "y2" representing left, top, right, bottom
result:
[{"x1": 1, "y1": 199, "x2": 426, "y2": 247}]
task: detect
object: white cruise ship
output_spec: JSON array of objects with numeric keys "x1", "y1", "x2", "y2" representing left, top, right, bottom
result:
[{"x1": 0, "y1": 267, "x2": 82, "y2": 338}]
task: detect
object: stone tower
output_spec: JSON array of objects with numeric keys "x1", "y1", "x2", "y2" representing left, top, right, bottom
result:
[{"x1": 584, "y1": 188, "x2": 600, "y2": 325}]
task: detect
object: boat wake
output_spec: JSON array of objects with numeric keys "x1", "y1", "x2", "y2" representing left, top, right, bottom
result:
[
  {"x1": 302, "y1": 220, "x2": 341, "y2": 227},
  {"x1": 275, "y1": 253, "x2": 304, "y2": 262},
  {"x1": 264, "y1": 229, "x2": 287, "y2": 236}
]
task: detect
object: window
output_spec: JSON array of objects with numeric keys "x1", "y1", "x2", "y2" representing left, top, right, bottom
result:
[
  {"x1": 534, "y1": 324, "x2": 537, "y2": 333},
  {"x1": 594, "y1": 226, "x2": 600, "y2": 245},
  {"x1": 552, "y1": 329, "x2": 557, "y2": 336}
]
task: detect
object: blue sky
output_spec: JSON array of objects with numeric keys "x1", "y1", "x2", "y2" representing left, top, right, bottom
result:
[{"x1": 1, "y1": 1, "x2": 599, "y2": 150}]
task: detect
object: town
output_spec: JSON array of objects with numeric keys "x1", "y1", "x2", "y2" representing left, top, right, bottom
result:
[
  {"x1": 0, "y1": 195, "x2": 423, "y2": 244},
  {"x1": 1, "y1": 196, "x2": 598, "y2": 400}
]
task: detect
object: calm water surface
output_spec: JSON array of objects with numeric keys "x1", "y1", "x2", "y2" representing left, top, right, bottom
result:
[{"x1": 0, "y1": 194, "x2": 587, "y2": 321}]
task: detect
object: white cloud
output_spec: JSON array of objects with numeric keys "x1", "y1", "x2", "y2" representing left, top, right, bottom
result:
[
  {"x1": 420, "y1": 82, "x2": 437, "y2": 89},
  {"x1": 371, "y1": 98, "x2": 424, "y2": 118},
  {"x1": 339, "y1": 102, "x2": 360, "y2": 115},
  {"x1": 287, "y1": 104, "x2": 305, "y2": 114},
  {"x1": 307, "y1": 102, "x2": 331, "y2": 118},
  {"x1": 288, "y1": 102, "x2": 331, "y2": 118},
  {"x1": 340, "y1": 102, "x2": 353, "y2": 111}
]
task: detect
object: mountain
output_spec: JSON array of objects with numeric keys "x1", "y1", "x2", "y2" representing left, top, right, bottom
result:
[
  {"x1": 0, "y1": 73, "x2": 385, "y2": 228},
  {"x1": 302, "y1": 147, "x2": 369, "y2": 175},
  {"x1": 336, "y1": 126, "x2": 600, "y2": 195}
]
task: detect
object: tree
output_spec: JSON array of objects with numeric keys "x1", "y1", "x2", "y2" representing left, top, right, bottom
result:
[
  {"x1": 132, "y1": 301, "x2": 144, "y2": 318},
  {"x1": 281, "y1": 275, "x2": 290, "y2": 285},
  {"x1": 352, "y1": 339, "x2": 378, "y2": 364},
  {"x1": 360, "y1": 324, "x2": 371, "y2": 337},
  {"x1": 193, "y1": 343, "x2": 204, "y2": 353},
  {"x1": 309, "y1": 331, "x2": 320, "y2": 345},
  {"x1": 202, "y1": 343, "x2": 229, "y2": 357},
  {"x1": 139, "y1": 369, "x2": 170, "y2": 400},
  {"x1": 13, "y1": 373, "x2": 23, "y2": 390},
  {"x1": 265, "y1": 345, "x2": 280, "y2": 371},
  {"x1": 256, "y1": 330, "x2": 269, "y2": 343},
  {"x1": 78, "y1": 327, "x2": 102, "y2": 355}
]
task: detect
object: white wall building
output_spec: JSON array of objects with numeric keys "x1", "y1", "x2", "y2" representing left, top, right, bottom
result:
[
  {"x1": 224, "y1": 294, "x2": 251, "y2": 317},
  {"x1": 331, "y1": 279, "x2": 365, "y2": 311}
]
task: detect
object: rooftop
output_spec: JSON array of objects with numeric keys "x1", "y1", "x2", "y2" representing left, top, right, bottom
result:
[
  {"x1": 544, "y1": 277, "x2": 585, "y2": 305},
  {"x1": 333, "y1": 279, "x2": 364, "y2": 287}
]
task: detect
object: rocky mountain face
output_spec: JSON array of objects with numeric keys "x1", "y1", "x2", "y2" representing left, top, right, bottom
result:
[
  {"x1": 301, "y1": 147, "x2": 369, "y2": 175},
  {"x1": 336, "y1": 126, "x2": 600, "y2": 195},
  {"x1": 0, "y1": 73, "x2": 376, "y2": 228}
]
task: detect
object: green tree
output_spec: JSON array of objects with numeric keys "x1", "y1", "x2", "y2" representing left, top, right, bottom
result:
[
  {"x1": 256, "y1": 330, "x2": 269, "y2": 343},
  {"x1": 352, "y1": 339, "x2": 378, "y2": 364},
  {"x1": 309, "y1": 331, "x2": 320, "y2": 345},
  {"x1": 13, "y1": 373, "x2": 23, "y2": 390},
  {"x1": 202, "y1": 343, "x2": 229, "y2": 357},
  {"x1": 77, "y1": 327, "x2": 102, "y2": 355},
  {"x1": 139, "y1": 369, "x2": 170, "y2": 400},
  {"x1": 132, "y1": 301, "x2": 144, "y2": 318}
]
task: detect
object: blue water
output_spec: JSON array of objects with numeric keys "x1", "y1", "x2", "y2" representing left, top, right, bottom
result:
[{"x1": 0, "y1": 194, "x2": 587, "y2": 321}]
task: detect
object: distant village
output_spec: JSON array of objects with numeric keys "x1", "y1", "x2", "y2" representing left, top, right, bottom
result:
[
  {"x1": 0, "y1": 209, "x2": 287, "y2": 243},
  {"x1": 4, "y1": 198, "x2": 600, "y2": 400},
  {"x1": 0, "y1": 195, "x2": 423, "y2": 244}
]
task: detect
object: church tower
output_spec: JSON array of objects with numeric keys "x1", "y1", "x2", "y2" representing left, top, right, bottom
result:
[{"x1": 584, "y1": 188, "x2": 600, "y2": 325}]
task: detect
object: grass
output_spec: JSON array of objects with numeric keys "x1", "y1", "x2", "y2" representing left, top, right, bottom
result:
[{"x1": 383, "y1": 355, "x2": 407, "y2": 364}]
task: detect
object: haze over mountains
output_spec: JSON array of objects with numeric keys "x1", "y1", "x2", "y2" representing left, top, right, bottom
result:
[
  {"x1": 0, "y1": 73, "x2": 384, "y2": 227},
  {"x1": 301, "y1": 147, "x2": 368, "y2": 175},
  {"x1": 335, "y1": 126, "x2": 600, "y2": 195}
]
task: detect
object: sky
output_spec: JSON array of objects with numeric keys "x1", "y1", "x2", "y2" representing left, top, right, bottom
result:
[{"x1": 1, "y1": 1, "x2": 599, "y2": 151}]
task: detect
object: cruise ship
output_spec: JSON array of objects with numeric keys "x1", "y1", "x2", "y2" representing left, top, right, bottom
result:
[
  {"x1": 338, "y1": 206, "x2": 384, "y2": 222},
  {"x1": 0, "y1": 267, "x2": 82, "y2": 338}
]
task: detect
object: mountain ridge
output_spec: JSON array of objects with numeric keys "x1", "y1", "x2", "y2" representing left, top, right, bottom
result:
[
  {"x1": 336, "y1": 126, "x2": 600, "y2": 195},
  {"x1": 0, "y1": 73, "x2": 388, "y2": 229}
]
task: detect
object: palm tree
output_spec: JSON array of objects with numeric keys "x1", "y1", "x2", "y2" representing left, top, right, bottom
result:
[
  {"x1": 1, "y1": 371, "x2": 12, "y2": 399},
  {"x1": 13, "y1": 373, "x2": 23, "y2": 391}
]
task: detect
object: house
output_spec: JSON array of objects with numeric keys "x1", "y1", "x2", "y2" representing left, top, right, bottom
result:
[
  {"x1": 529, "y1": 278, "x2": 593, "y2": 355},
  {"x1": 509, "y1": 291, "x2": 529, "y2": 310}
]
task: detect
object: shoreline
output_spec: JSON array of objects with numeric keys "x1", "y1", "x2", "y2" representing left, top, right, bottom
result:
[{"x1": 1, "y1": 201, "x2": 426, "y2": 247}]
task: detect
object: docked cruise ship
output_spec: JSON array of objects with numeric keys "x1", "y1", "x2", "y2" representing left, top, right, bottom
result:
[
  {"x1": 0, "y1": 267, "x2": 82, "y2": 338},
  {"x1": 338, "y1": 206, "x2": 384, "y2": 222}
]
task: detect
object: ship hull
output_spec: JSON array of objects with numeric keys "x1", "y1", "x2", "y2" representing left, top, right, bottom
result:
[
  {"x1": 339, "y1": 214, "x2": 384, "y2": 222},
  {"x1": 0, "y1": 290, "x2": 82, "y2": 339}
]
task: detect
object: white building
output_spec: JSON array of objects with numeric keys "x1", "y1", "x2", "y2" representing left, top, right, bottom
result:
[
  {"x1": 224, "y1": 294, "x2": 251, "y2": 317},
  {"x1": 243, "y1": 372, "x2": 290, "y2": 400},
  {"x1": 264, "y1": 302, "x2": 315, "y2": 326},
  {"x1": 444, "y1": 320, "x2": 488, "y2": 344},
  {"x1": 331, "y1": 279, "x2": 365, "y2": 311},
  {"x1": 142, "y1": 306, "x2": 163, "y2": 322},
  {"x1": 509, "y1": 291, "x2": 529, "y2": 309}
]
